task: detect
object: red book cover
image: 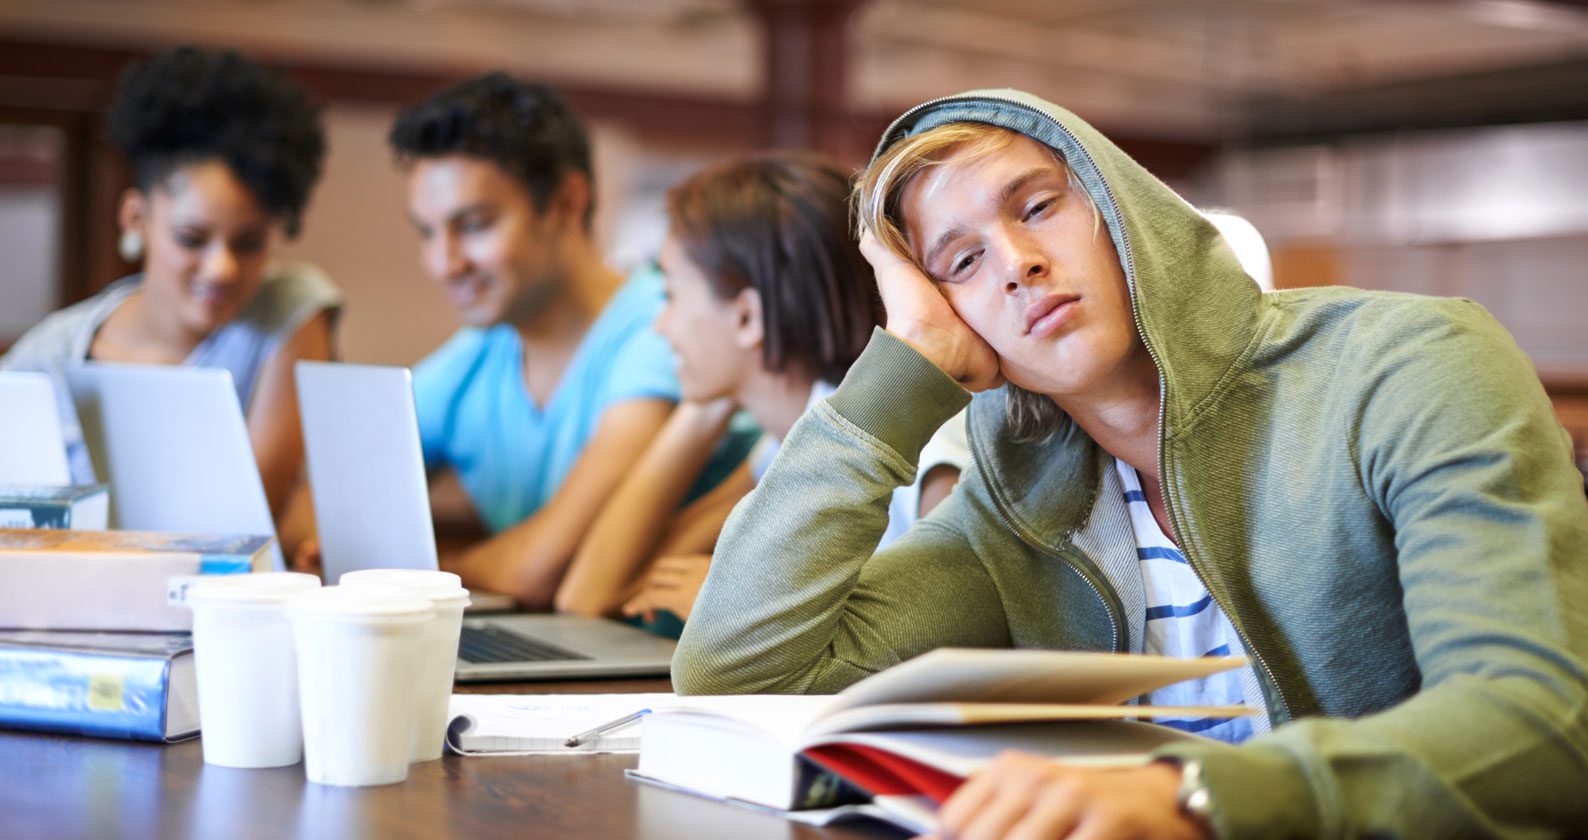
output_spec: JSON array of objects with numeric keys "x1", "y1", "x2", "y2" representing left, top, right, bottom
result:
[{"x1": 803, "y1": 743, "x2": 966, "y2": 804}]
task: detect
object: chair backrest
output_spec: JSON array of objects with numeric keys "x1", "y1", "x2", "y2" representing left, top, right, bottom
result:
[{"x1": 1203, "y1": 210, "x2": 1275, "y2": 292}]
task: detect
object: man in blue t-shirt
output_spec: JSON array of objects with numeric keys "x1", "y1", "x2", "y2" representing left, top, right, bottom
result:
[{"x1": 388, "y1": 75, "x2": 734, "y2": 608}]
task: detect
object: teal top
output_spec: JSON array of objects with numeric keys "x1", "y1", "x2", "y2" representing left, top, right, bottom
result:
[{"x1": 414, "y1": 267, "x2": 752, "y2": 533}]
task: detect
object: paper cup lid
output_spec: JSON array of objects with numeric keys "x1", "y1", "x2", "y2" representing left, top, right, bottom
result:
[
  {"x1": 186, "y1": 572, "x2": 322, "y2": 606},
  {"x1": 287, "y1": 584, "x2": 434, "y2": 620},
  {"x1": 339, "y1": 569, "x2": 471, "y2": 607}
]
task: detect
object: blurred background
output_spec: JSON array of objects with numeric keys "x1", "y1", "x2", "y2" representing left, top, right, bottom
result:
[{"x1": 1, "y1": 0, "x2": 1586, "y2": 460}]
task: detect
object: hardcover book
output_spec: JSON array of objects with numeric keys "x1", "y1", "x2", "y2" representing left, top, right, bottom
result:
[
  {"x1": 631, "y1": 648, "x2": 1255, "y2": 833},
  {"x1": 0, "y1": 484, "x2": 111, "y2": 530},
  {"x1": 0, "y1": 529, "x2": 273, "y2": 631},
  {"x1": 0, "y1": 630, "x2": 197, "y2": 743}
]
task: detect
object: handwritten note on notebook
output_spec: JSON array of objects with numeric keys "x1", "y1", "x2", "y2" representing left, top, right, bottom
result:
[{"x1": 446, "y1": 693, "x2": 675, "y2": 756}]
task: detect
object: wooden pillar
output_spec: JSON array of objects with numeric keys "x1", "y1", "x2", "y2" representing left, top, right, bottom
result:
[{"x1": 747, "y1": 0, "x2": 866, "y2": 164}]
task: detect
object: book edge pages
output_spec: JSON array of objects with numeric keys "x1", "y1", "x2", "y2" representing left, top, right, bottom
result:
[
  {"x1": 826, "y1": 648, "x2": 1250, "y2": 712},
  {"x1": 807, "y1": 701, "x2": 1260, "y2": 738}
]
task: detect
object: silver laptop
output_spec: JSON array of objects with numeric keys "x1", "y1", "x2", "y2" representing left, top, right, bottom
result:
[
  {"x1": 294, "y1": 360, "x2": 676, "y2": 681},
  {"x1": 66, "y1": 363, "x2": 284, "y2": 570},
  {"x1": 0, "y1": 371, "x2": 72, "y2": 485}
]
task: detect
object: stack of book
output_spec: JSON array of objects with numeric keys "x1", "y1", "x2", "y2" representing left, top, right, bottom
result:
[{"x1": 0, "y1": 528, "x2": 276, "y2": 743}]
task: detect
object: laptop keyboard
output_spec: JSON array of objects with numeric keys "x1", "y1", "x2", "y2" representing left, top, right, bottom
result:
[{"x1": 457, "y1": 624, "x2": 591, "y2": 664}]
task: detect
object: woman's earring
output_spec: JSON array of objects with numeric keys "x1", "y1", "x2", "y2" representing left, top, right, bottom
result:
[{"x1": 118, "y1": 230, "x2": 144, "y2": 262}]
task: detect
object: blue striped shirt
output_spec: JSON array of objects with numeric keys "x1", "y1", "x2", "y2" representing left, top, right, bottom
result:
[{"x1": 1115, "y1": 459, "x2": 1265, "y2": 743}]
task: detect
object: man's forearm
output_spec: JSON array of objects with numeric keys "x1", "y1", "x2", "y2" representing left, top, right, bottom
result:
[
  {"x1": 458, "y1": 518, "x2": 579, "y2": 610},
  {"x1": 458, "y1": 399, "x2": 678, "y2": 609}
]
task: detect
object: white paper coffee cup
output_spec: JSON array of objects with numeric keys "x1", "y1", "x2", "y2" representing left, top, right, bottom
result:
[
  {"x1": 339, "y1": 569, "x2": 471, "y2": 762},
  {"x1": 288, "y1": 585, "x2": 434, "y2": 787},
  {"x1": 186, "y1": 572, "x2": 322, "y2": 768}
]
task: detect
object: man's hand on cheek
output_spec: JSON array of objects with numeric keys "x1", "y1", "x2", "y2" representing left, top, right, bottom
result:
[
  {"x1": 925, "y1": 752, "x2": 1208, "y2": 840},
  {"x1": 860, "y1": 230, "x2": 1004, "y2": 392}
]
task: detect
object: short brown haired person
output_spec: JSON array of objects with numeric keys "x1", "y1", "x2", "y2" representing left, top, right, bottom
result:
[{"x1": 556, "y1": 152, "x2": 970, "y2": 631}]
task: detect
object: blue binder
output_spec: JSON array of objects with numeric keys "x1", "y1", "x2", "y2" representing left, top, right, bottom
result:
[{"x1": 0, "y1": 630, "x2": 196, "y2": 742}]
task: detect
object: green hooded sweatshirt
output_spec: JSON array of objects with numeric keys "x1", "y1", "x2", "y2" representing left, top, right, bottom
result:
[{"x1": 672, "y1": 90, "x2": 1588, "y2": 837}]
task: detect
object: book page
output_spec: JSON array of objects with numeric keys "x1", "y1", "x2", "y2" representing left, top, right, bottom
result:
[
  {"x1": 814, "y1": 702, "x2": 1259, "y2": 736},
  {"x1": 828, "y1": 649, "x2": 1247, "y2": 712},
  {"x1": 653, "y1": 694, "x2": 836, "y2": 749},
  {"x1": 445, "y1": 693, "x2": 675, "y2": 755}
]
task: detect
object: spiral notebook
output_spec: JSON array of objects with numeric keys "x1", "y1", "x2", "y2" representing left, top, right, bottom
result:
[{"x1": 445, "y1": 693, "x2": 674, "y2": 755}]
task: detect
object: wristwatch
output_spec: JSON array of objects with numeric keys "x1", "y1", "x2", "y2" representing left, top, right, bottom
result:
[{"x1": 1174, "y1": 758, "x2": 1216, "y2": 830}]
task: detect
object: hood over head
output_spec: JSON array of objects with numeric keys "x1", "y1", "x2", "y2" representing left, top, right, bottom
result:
[{"x1": 870, "y1": 89, "x2": 1266, "y2": 433}]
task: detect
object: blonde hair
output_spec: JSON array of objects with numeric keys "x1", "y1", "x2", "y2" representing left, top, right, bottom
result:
[{"x1": 854, "y1": 121, "x2": 1099, "y2": 442}]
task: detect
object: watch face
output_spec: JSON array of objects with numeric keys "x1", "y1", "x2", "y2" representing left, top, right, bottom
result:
[{"x1": 1176, "y1": 759, "x2": 1214, "y2": 821}]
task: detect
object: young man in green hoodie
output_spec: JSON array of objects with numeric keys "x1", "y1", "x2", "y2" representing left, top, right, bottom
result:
[{"x1": 672, "y1": 90, "x2": 1588, "y2": 838}]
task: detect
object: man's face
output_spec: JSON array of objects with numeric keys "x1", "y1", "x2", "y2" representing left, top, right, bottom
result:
[
  {"x1": 901, "y1": 134, "x2": 1144, "y2": 399},
  {"x1": 406, "y1": 155, "x2": 566, "y2": 327}
]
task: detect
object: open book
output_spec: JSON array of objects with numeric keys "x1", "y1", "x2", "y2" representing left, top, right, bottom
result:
[{"x1": 631, "y1": 648, "x2": 1255, "y2": 833}]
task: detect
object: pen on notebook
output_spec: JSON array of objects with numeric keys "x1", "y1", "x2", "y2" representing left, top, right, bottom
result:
[{"x1": 563, "y1": 708, "x2": 651, "y2": 748}]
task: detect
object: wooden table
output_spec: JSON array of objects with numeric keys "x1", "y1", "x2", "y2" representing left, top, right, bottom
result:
[{"x1": 0, "y1": 678, "x2": 906, "y2": 840}]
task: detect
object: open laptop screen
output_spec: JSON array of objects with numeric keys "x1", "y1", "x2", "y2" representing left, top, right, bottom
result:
[
  {"x1": 67, "y1": 363, "x2": 281, "y2": 569},
  {"x1": 295, "y1": 361, "x2": 440, "y2": 582}
]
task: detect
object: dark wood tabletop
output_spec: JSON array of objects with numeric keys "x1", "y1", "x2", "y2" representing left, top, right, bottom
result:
[{"x1": 0, "y1": 677, "x2": 908, "y2": 840}]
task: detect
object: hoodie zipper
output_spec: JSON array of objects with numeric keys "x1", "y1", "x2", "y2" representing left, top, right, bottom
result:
[
  {"x1": 1072, "y1": 110, "x2": 1294, "y2": 727},
  {"x1": 880, "y1": 92, "x2": 1292, "y2": 724},
  {"x1": 1073, "y1": 112, "x2": 1294, "y2": 726}
]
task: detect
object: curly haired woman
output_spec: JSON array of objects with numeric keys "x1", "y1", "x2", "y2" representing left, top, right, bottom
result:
[{"x1": 1, "y1": 46, "x2": 341, "y2": 522}]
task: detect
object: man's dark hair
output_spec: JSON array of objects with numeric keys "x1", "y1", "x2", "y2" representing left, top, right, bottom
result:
[
  {"x1": 108, "y1": 46, "x2": 325, "y2": 237},
  {"x1": 389, "y1": 73, "x2": 595, "y2": 230},
  {"x1": 667, "y1": 152, "x2": 882, "y2": 385}
]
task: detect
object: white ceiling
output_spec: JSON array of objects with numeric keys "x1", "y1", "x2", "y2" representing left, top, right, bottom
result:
[{"x1": 4, "y1": 0, "x2": 1587, "y2": 139}]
